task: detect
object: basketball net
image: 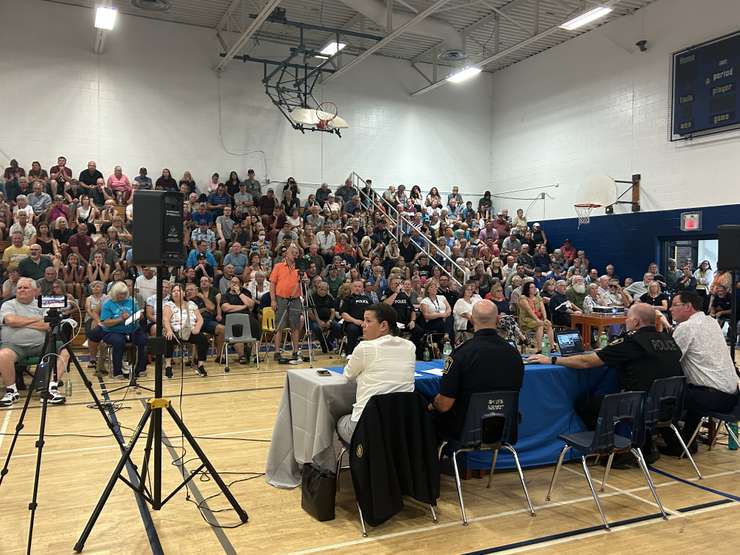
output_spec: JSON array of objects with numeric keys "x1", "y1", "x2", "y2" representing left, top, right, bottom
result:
[{"x1": 574, "y1": 203, "x2": 600, "y2": 229}]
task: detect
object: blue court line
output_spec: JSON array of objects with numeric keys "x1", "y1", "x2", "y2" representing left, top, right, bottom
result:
[
  {"x1": 97, "y1": 376, "x2": 164, "y2": 555},
  {"x1": 648, "y1": 465, "x2": 740, "y2": 502},
  {"x1": 462, "y1": 499, "x2": 732, "y2": 554}
]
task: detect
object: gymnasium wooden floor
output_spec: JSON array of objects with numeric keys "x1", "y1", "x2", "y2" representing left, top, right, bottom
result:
[{"x1": 3, "y1": 352, "x2": 740, "y2": 555}]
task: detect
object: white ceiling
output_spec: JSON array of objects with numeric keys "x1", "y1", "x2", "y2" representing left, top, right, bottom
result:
[{"x1": 45, "y1": 0, "x2": 657, "y2": 72}]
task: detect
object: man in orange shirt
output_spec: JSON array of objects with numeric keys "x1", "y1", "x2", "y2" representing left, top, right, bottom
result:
[{"x1": 270, "y1": 244, "x2": 304, "y2": 360}]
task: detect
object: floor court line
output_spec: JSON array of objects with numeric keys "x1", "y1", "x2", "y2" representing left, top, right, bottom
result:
[
  {"x1": 560, "y1": 465, "x2": 682, "y2": 516},
  {"x1": 4, "y1": 427, "x2": 274, "y2": 460},
  {"x1": 0, "y1": 410, "x2": 11, "y2": 454},
  {"x1": 287, "y1": 467, "x2": 740, "y2": 555}
]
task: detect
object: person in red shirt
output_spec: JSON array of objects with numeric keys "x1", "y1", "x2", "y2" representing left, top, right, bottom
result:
[
  {"x1": 69, "y1": 223, "x2": 94, "y2": 263},
  {"x1": 560, "y1": 238, "x2": 576, "y2": 263}
]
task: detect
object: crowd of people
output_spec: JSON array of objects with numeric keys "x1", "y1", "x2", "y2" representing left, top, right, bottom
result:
[{"x1": 0, "y1": 156, "x2": 737, "y2": 413}]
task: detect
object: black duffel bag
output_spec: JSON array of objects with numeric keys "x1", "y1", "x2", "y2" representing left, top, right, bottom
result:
[{"x1": 301, "y1": 463, "x2": 336, "y2": 521}]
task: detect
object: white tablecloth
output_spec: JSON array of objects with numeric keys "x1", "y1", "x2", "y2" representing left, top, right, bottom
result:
[{"x1": 265, "y1": 368, "x2": 356, "y2": 489}]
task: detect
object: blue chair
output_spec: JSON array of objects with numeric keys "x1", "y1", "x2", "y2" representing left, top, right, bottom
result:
[
  {"x1": 545, "y1": 391, "x2": 667, "y2": 529},
  {"x1": 644, "y1": 376, "x2": 701, "y2": 480},
  {"x1": 685, "y1": 395, "x2": 740, "y2": 453},
  {"x1": 439, "y1": 391, "x2": 535, "y2": 525}
]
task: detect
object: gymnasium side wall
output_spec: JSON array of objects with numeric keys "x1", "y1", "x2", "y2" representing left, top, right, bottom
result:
[
  {"x1": 487, "y1": 0, "x2": 740, "y2": 220},
  {"x1": 0, "y1": 0, "x2": 493, "y2": 194},
  {"x1": 539, "y1": 203, "x2": 740, "y2": 281}
]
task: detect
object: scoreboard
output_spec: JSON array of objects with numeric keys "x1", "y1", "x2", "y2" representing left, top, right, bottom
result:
[{"x1": 671, "y1": 30, "x2": 740, "y2": 140}]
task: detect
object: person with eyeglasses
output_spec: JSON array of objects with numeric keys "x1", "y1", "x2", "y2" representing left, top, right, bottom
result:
[{"x1": 662, "y1": 291, "x2": 740, "y2": 456}]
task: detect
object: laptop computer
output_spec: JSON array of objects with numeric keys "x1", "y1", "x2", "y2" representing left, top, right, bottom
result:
[{"x1": 555, "y1": 330, "x2": 587, "y2": 356}]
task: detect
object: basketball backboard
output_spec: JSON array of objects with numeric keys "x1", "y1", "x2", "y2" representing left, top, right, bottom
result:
[
  {"x1": 291, "y1": 107, "x2": 349, "y2": 129},
  {"x1": 576, "y1": 175, "x2": 617, "y2": 207}
]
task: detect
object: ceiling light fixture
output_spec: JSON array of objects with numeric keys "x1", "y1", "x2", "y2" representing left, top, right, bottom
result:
[
  {"x1": 446, "y1": 66, "x2": 482, "y2": 83},
  {"x1": 95, "y1": 6, "x2": 118, "y2": 30},
  {"x1": 559, "y1": 6, "x2": 612, "y2": 31},
  {"x1": 319, "y1": 41, "x2": 346, "y2": 56}
]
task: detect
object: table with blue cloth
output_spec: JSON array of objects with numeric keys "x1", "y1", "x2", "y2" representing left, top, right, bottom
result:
[
  {"x1": 334, "y1": 359, "x2": 618, "y2": 470},
  {"x1": 264, "y1": 360, "x2": 618, "y2": 488}
]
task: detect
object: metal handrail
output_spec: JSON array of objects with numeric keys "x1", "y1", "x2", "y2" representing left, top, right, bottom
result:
[{"x1": 349, "y1": 172, "x2": 469, "y2": 287}]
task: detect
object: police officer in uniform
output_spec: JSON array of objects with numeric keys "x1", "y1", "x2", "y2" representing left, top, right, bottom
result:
[
  {"x1": 340, "y1": 279, "x2": 371, "y2": 355},
  {"x1": 430, "y1": 300, "x2": 524, "y2": 440},
  {"x1": 383, "y1": 276, "x2": 424, "y2": 352},
  {"x1": 530, "y1": 303, "x2": 682, "y2": 465}
]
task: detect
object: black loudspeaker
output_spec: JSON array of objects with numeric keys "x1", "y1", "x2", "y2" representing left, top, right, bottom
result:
[
  {"x1": 132, "y1": 190, "x2": 184, "y2": 265},
  {"x1": 718, "y1": 224, "x2": 740, "y2": 271}
]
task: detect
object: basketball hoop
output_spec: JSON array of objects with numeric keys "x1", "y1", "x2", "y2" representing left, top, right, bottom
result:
[
  {"x1": 316, "y1": 101, "x2": 338, "y2": 130},
  {"x1": 574, "y1": 203, "x2": 600, "y2": 228}
]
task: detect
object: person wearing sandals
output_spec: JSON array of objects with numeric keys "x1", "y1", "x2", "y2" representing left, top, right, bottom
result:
[
  {"x1": 163, "y1": 284, "x2": 209, "y2": 378},
  {"x1": 84, "y1": 280, "x2": 108, "y2": 374}
]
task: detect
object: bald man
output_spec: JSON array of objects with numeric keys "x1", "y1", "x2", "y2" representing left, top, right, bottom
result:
[
  {"x1": 531, "y1": 303, "x2": 683, "y2": 466},
  {"x1": 431, "y1": 300, "x2": 524, "y2": 439}
]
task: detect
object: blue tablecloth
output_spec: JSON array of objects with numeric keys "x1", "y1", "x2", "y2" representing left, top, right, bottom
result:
[{"x1": 327, "y1": 360, "x2": 618, "y2": 470}]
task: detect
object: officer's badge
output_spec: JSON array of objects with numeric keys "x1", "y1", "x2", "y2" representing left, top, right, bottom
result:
[
  {"x1": 608, "y1": 337, "x2": 624, "y2": 346},
  {"x1": 355, "y1": 443, "x2": 364, "y2": 459},
  {"x1": 443, "y1": 356, "x2": 453, "y2": 374}
]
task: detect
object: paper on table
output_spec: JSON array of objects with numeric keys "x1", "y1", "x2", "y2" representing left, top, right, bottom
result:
[
  {"x1": 124, "y1": 310, "x2": 143, "y2": 326},
  {"x1": 423, "y1": 369, "x2": 444, "y2": 376}
]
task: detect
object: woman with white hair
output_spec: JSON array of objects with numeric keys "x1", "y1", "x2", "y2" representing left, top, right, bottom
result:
[{"x1": 99, "y1": 281, "x2": 148, "y2": 379}]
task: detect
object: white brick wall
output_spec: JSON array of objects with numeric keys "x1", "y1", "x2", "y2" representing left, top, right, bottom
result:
[
  {"x1": 0, "y1": 0, "x2": 492, "y2": 193},
  {"x1": 489, "y1": 0, "x2": 740, "y2": 221}
]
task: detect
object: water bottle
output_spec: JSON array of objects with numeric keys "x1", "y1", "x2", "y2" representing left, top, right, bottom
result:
[
  {"x1": 442, "y1": 337, "x2": 452, "y2": 358},
  {"x1": 599, "y1": 330, "x2": 609, "y2": 349},
  {"x1": 541, "y1": 335, "x2": 549, "y2": 354},
  {"x1": 729, "y1": 423, "x2": 738, "y2": 450},
  {"x1": 65, "y1": 373, "x2": 72, "y2": 397}
]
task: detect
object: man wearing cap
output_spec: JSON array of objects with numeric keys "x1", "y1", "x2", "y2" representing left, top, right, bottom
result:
[{"x1": 270, "y1": 243, "x2": 304, "y2": 361}]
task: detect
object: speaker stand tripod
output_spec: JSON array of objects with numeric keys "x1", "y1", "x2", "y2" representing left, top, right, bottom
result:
[{"x1": 74, "y1": 270, "x2": 248, "y2": 552}]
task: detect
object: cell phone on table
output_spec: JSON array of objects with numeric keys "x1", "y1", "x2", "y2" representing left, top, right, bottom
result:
[{"x1": 316, "y1": 370, "x2": 331, "y2": 376}]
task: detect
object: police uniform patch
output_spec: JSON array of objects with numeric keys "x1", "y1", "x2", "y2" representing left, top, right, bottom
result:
[
  {"x1": 355, "y1": 443, "x2": 364, "y2": 459},
  {"x1": 608, "y1": 337, "x2": 624, "y2": 346},
  {"x1": 443, "y1": 356, "x2": 453, "y2": 374}
]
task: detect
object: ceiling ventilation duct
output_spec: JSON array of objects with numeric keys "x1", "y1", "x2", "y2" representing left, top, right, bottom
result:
[{"x1": 131, "y1": 0, "x2": 171, "y2": 11}]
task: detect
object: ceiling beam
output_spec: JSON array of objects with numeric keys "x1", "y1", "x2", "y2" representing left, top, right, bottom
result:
[
  {"x1": 481, "y1": 0, "x2": 529, "y2": 34},
  {"x1": 322, "y1": 0, "x2": 455, "y2": 84},
  {"x1": 216, "y1": 0, "x2": 242, "y2": 32},
  {"x1": 412, "y1": 4, "x2": 585, "y2": 96},
  {"x1": 462, "y1": 0, "x2": 532, "y2": 35},
  {"x1": 216, "y1": 0, "x2": 282, "y2": 72}
]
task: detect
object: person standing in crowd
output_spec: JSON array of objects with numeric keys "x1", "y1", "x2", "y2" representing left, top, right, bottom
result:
[{"x1": 269, "y1": 243, "x2": 304, "y2": 361}]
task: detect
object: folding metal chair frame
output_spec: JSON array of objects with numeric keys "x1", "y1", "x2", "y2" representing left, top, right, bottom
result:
[{"x1": 439, "y1": 440, "x2": 535, "y2": 526}]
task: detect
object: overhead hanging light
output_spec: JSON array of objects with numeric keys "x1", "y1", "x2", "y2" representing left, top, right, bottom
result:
[
  {"x1": 319, "y1": 41, "x2": 347, "y2": 56},
  {"x1": 559, "y1": 6, "x2": 612, "y2": 31},
  {"x1": 446, "y1": 66, "x2": 482, "y2": 84},
  {"x1": 95, "y1": 6, "x2": 118, "y2": 30}
]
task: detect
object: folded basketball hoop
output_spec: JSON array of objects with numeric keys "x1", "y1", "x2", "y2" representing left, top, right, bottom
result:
[
  {"x1": 574, "y1": 203, "x2": 600, "y2": 228},
  {"x1": 316, "y1": 101, "x2": 338, "y2": 130}
]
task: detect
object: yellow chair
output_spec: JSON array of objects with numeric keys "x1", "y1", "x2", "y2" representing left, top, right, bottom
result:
[{"x1": 260, "y1": 306, "x2": 276, "y2": 347}]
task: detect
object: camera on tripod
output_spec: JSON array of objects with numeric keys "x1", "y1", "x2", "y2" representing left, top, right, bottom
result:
[{"x1": 38, "y1": 294, "x2": 68, "y2": 324}]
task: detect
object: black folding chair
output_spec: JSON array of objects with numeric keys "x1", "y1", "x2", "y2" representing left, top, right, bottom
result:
[
  {"x1": 439, "y1": 391, "x2": 535, "y2": 525},
  {"x1": 545, "y1": 391, "x2": 667, "y2": 529},
  {"x1": 644, "y1": 376, "x2": 701, "y2": 479},
  {"x1": 686, "y1": 395, "x2": 740, "y2": 454}
]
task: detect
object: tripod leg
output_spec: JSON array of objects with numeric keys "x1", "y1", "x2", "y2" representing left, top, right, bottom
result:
[
  {"x1": 0, "y1": 354, "x2": 46, "y2": 487},
  {"x1": 165, "y1": 404, "x2": 248, "y2": 522},
  {"x1": 74, "y1": 407, "x2": 152, "y2": 553},
  {"x1": 66, "y1": 347, "x2": 125, "y2": 447},
  {"x1": 139, "y1": 416, "x2": 157, "y2": 498},
  {"x1": 27, "y1": 359, "x2": 55, "y2": 553}
]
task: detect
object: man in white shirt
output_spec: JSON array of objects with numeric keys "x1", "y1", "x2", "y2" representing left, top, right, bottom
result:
[
  {"x1": 337, "y1": 303, "x2": 416, "y2": 442},
  {"x1": 134, "y1": 267, "x2": 158, "y2": 308},
  {"x1": 316, "y1": 222, "x2": 336, "y2": 263},
  {"x1": 667, "y1": 291, "x2": 739, "y2": 454}
]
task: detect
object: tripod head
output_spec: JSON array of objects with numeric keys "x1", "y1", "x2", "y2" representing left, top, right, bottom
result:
[{"x1": 44, "y1": 308, "x2": 64, "y2": 328}]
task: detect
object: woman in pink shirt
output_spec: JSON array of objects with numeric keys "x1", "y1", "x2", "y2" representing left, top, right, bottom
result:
[{"x1": 107, "y1": 166, "x2": 132, "y2": 203}]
